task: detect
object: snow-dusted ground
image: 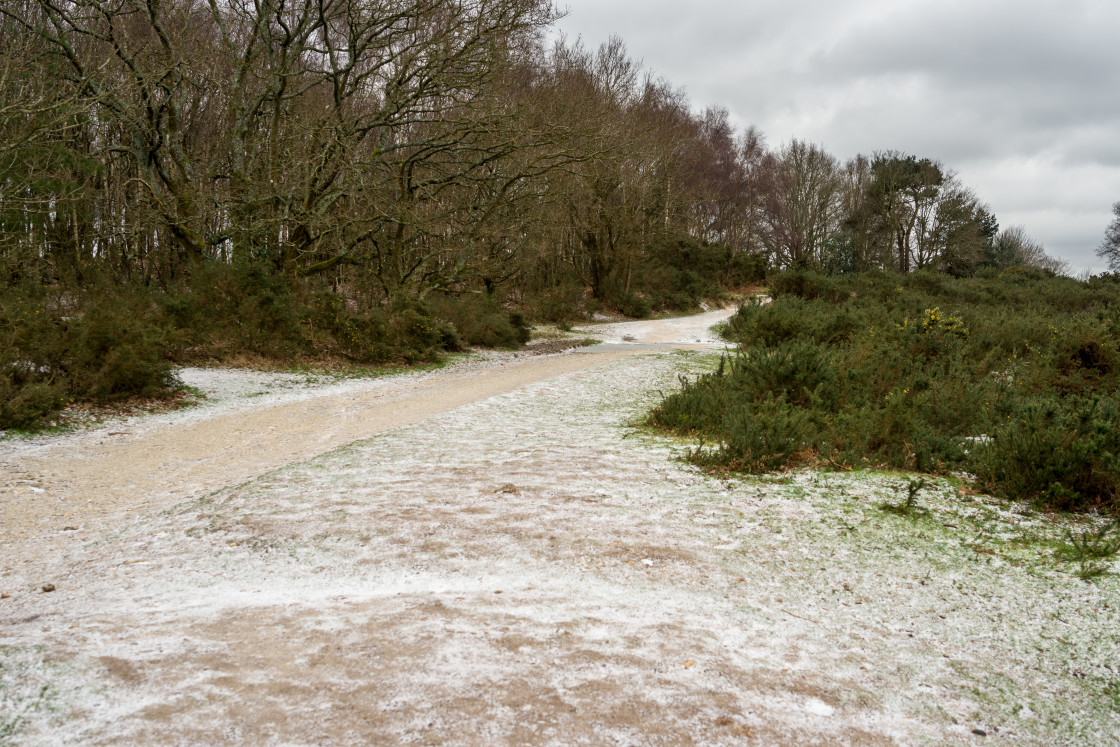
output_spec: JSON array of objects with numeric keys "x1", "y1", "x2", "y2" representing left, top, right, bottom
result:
[
  {"x1": 575, "y1": 307, "x2": 736, "y2": 348},
  {"x1": 2, "y1": 316, "x2": 1119, "y2": 745},
  {"x1": 0, "y1": 351, "x2": 510, "y2": 460}
]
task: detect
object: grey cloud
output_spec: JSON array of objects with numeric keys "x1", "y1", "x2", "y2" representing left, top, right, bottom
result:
[
  {"x1": 554, "y1": 0, "x2": 1120, "y2": 271},
  {"x1": 803, "y1": 1, "x2": 1120, "y2": 163}
]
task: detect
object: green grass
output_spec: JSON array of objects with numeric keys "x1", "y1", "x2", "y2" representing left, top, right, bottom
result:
[{"x1": 0, "y1": 646, "x2": 58, "y2": 744}]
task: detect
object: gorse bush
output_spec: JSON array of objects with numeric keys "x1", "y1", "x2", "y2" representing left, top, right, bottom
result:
[
  {"x1": 426, "y1": 293, "x2": 529, "y2": 349},
  {"x1": 650, "y1": 269, "x2": 1120, "y2": 512},
  {"x1": 161, "y1": 261, "x2": 305, "y2": 358},
  {"x1": 65, "y1": 287, "x2": 176, "y2": 401},
  {"x1": 970, "y1": 396, "x2": 1120, "y2": 511},
  {"x1": 1, "y1": 260, "x2": 526, "y2": 430},
  {"x1": 1, "y1": 275, "x2": 177, "y2": 428}
]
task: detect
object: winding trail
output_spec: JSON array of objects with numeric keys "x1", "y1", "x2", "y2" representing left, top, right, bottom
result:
[
  {"x1": 1, "y1": 306, "x2": 1117, "y2": 746},
  {"x1": 0, "y1": 310, "x2": 732, "y2": 557}
]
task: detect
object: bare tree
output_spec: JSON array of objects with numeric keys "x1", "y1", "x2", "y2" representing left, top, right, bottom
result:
[
  {"x1": 993, "y1": 225, "x2": 1069, "y2": 275},
  {"x1": 0, "y1": 4, "x2": 95, "y2": 277},
  {"x1": 3, "y1": 0, "x2": 558, "y2": 287},
  {"x1": 1098, "y1": 201, "x2": 1120, "y2": 271},
  {"x1": 760, "y1": 140, "x2": 840, "y2": 269},
  {"x1": 541, "y1": 36, "x2": 683, "y2": 301}
]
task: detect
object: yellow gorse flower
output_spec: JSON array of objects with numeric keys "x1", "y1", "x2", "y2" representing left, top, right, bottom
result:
[{"x1": 915, "y1": 306, "x2": 967, "y2": 336}]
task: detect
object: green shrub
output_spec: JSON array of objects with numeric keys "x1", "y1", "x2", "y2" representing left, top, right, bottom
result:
[
  {"x1": 724, "y1": 296, "x2": 865, "y2": 346},
  {"x1": 525, "y1": 281, "x2": 585, "y2": 324},
  {"x1": 309, "y1": 292, "x2": 394, "y2": 360},
  {"x1": 1, "y1": 279, "x2": 70, "y2": 428},
  {"x1": 161, "y1": 260, "x2": 305, "y2": 358},
  {"x1": 0, "y1": 376, "x2": 66, "y2": 429},
  {"x1": 508, "y1": 311, "x2": 532, "y2": 345},
  {"x1": 427, "y1": 293, "x2": 528, "y2": 349},
  {"x1": 0, "y1": 278, "x2": 177, "y2": 429},
  {"x1": 712, "y1": 395, "x2": 815, "y2": 472},
  {"x1": 617, "y1": 293, "x2": 652, "y2": 319},
  {"x1": 517, "y1": 232, "x2": 759, "y2": 321},
  {"x1": 651, "y1": 269, "x2": 1120, "y2": 512},
  {"x1": 64, "y1": 293, "x2": 176, "y2": 401},
  {"x1": 971, "y1": 396, "x2": 1120, "y2": 511},
  {"x1": 766, "y1": 269, "x2": 850, "y2": 303},
  {"x1": 626, "y1": 234, "x2": 753, "y2": 312},
  {"x1": 388, "y1": 303, "x2": 442, "y2": 355},
  {"x1": 735, "y1": 341, "x2": 839, "y2": 408}
]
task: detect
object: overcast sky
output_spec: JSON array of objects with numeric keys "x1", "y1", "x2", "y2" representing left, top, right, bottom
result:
[{"x1": 554, "y1": 0, "x2": 1120, "y2": 273}]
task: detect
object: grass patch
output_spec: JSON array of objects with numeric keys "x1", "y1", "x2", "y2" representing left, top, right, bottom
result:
[
  {"x1": 0, "y1": 646, "x2": 59, "y2": 743},
  {"x1": 880, "y1": 477, "x2": 930, "y2": 517}
]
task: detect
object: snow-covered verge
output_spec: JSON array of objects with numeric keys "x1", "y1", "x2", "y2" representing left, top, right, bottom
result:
[{"x1": 1, "y1": 351, "x2": 1117, "y2": 745}]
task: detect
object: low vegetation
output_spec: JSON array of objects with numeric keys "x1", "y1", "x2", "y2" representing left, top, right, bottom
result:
[
  {"x1": 650, "y1": 268, "x2": 1120, "y2": 513},
  {"x1": 0, "y1": 263, "x2": 530, "y2": 429}
]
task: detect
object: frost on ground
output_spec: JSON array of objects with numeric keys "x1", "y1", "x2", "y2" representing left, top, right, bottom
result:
[
  {"x1": 0, "y1": 351, "x2": 504, "y2": 456},
  {"x1": 575, "y1": 308, "x2": 735, "y2": 347},
  {"x1": 1, "y1": 350, "x2": 1118, "y2": 745}
]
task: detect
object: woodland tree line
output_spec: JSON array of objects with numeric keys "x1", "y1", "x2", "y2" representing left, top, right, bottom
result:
[{"x1": 0, "y1": 0, "x2": 1074, "y2": 426}]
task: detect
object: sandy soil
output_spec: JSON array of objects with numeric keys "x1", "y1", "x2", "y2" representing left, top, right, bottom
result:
[{"x1": 2, "y1": 308, "x2": 1118, "y2": 745}]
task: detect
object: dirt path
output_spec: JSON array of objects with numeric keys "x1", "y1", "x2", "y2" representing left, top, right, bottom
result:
[
  {"x1": 0, "y1": 310, "x2": 733, "y2": 558},
  {"x1": 1, "y1": 351, "x2": 634, "y2": 555},
  {"x1": 2, "y1": 307, "x2": 1117, "y2": 745}
]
